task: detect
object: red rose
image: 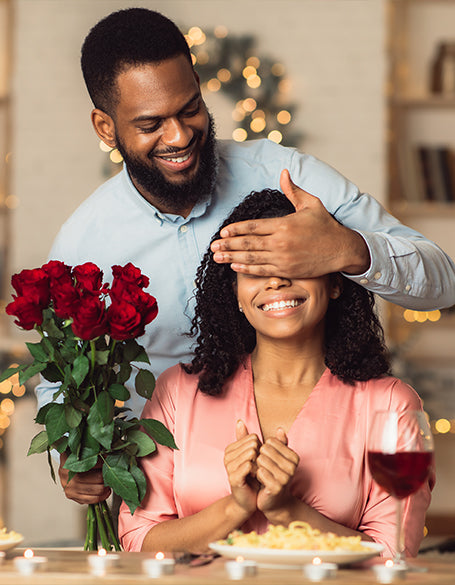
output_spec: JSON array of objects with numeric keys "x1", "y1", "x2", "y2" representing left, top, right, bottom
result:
[
  {"x1": 42, "y1": 260, "x2": 72, "y2": 282},
  {"x1": 51, "y1": 279, "x2": 80, "y2": 319},
  {"x1": 71, "y1": 293, "x2": 108, "y2": 340},
  {"x1": 122, "y1": 288, "x2": 158, "y2": 325},
  {"x1": 11, "y1": 268, "x2": 50, "y2": 307},
  {"x1": 6, "y1": 296, "x2": 44, "y2": 330},
  {"x1": 73, "y1": 262, "x2": 105, "y2": 294},
  {"x1": 110, "y1": 263, "x2": 149, "y2": 300},
  {"x1": 107, "y1": 289, "x2": 157, "y2": 340}
]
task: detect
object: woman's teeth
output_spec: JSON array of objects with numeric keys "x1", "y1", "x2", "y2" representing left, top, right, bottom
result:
[{"x1": 261, "y1": 299, "x2": 303, "y2": 312}]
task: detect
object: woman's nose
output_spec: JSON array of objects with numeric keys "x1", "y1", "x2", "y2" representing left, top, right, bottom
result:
[{"x1": 265, "y1": 276, "x2": 292, "y2": 289}]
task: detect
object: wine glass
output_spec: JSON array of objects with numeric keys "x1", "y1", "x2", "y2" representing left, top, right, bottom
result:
[{"x1": 367, "y1": 410, "x2": 434, "y2": 566}]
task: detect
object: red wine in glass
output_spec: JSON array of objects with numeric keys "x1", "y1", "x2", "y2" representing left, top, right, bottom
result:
[
  {"x1": 367, "y1": 410, "x2": 434, "y2": 565},
  {"x1": 368, "y1": 451, "x2": 434, "y2": 499}
]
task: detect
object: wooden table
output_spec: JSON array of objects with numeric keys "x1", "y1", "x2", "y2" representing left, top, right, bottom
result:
[{"x1": 0, "y1": 548, "x2": 454, "y2": 585}]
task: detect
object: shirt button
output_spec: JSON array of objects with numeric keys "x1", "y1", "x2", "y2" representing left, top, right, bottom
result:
[
  {"x1": 360, "y1": 278, "x2": 369, "y2": 284},
  {"x1": 373, "y1": 271, "x2": 382, "y2": 280},
  {"x1": 180, "y1": 225, "x2": 188, "y2": 233},
  {"x1": 405, "y1": 284, "x2": 411, "y2": 292}
]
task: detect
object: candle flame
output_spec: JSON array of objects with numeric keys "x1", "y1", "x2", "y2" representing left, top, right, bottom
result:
[
  {"x1": 385, "y1": 559, "x2": 394, "y2": 568},
  {"x1": 235, "y1": 555, "x2": 245, "y2": 563},
  {"x1": 312, "y1": 556, "x2": 322, "y2": 566},
  {"x1": 98, "y1": 548, "x2": 107, "y2": 557},
  {"x1": 155, "y1": 551, "x2": 165, "y2": 560},
  {"x1": 24, "y1": 549, "x2": 34, "y2": 559}
]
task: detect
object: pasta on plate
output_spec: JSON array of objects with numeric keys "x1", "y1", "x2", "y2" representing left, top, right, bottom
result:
[{"x1": 219, "y1": 521, "x2": 369, "y2": 551}]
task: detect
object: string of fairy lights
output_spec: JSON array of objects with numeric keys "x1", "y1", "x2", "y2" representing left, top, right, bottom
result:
[{"x1": 0, "y1": 26, "x2": 454, "y2": 450}]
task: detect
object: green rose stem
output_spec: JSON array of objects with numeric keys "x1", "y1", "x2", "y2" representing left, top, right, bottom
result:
[
  {"x1": 85, "y1": 504, "x2": 97, "y2": 551},
  {"x1": 85, "y1": 340, "x2": 122, "y2": 552},
  {"x1": 101, "y1": 501, "x2": 121, "y2": 551},
  {"x1": 94, "y1": 503, "x2": 111, "y2": 551}
]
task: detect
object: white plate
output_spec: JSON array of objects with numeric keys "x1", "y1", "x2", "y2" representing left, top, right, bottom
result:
[
  {"x1": 0, "y1": 535, "x2": 24, "y2": 552},
  {"x1": 209, "y1": 541, "x2": 384, "y2": 567}
]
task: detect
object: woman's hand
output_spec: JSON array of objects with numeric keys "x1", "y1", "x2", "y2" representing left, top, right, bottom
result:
[
  {"x1": 224, "y1": 420, "x2": 261, "y2": 515},
  {"x1": 59, "y1": 453, "x2": 111, "y2": 505},
  {"x1": 256, "y1": 428, "x2": 300, "y2": 520}
]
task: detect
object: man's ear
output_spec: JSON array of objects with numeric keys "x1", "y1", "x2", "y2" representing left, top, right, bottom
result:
[{"x1": 91, "y1": 108, "x2": 116, "y2": 149}]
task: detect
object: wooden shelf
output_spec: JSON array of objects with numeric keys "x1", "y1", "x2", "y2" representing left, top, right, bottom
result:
[
  {"x1": 390, "y1": 201, "x2": 455, "y2": 218},
  {"x1": 391, "y1": 95, "x2": 455, "y2": 109}
]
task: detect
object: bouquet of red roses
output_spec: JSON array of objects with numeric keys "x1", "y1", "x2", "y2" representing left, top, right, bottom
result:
[{"x1": 0, "y1": 260, "x2": 176, "y2": 551}]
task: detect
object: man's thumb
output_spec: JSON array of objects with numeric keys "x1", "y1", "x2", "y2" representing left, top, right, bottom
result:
[{"x1": 280, "y1": 168, "x2": 314, "y2": 211}]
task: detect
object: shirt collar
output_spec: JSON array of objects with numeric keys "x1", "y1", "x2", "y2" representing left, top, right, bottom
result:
[{"x1": 121, "y1": 164, "x2": 213, "y2": 225}]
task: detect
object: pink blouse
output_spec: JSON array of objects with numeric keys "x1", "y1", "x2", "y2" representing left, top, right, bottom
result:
[{"x1": 119, "y1": 357, "x2": 433, "y2": 556}]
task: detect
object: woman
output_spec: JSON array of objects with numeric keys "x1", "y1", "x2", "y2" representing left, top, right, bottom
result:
[{"x1": 119, "y1": 189, "x2": 432, "y2": 556}]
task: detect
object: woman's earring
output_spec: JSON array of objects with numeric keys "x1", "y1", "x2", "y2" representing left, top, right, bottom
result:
[{"x1": 239, "y1": 305, "x2": 243, "y2": 313}]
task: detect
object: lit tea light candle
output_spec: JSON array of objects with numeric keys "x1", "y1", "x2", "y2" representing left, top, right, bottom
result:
[
  {"x1": 14, "y1": 549, "x2": 48, "y2": 575},
  {"x1": 225, "y1": 556, "x2": 258, "y2": 580},
  {"x1": 303, "y1": 557, "x2": 338, "y2": 582},
  {"x1": 87, "y1": 547, "x2": 121, "y2": 576},
  {"x1": 373, "y1": 560, "x2": 407, "y2": 583},
  {"x1": 142, "y1": 552, "x2": 176, "y2": 578}
]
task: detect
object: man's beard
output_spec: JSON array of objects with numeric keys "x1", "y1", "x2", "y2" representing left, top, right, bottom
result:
[{"x1": 115, "y1": 114, "x2": 218, "y2": 214}]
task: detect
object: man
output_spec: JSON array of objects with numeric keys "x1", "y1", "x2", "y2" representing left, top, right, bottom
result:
[{"x1": 36, "y1": 8, "x2": 454, "y2": 504}]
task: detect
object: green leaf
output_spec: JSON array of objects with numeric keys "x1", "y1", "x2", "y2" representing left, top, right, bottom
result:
[
  {"x1": 25, "y1": 341, "x2": 48, "y2": 362},
  {"x1": 102, "y1": 463, "x2": 140, "y2": 513},
  {"x1": 108, "y1": 383, "x2": 130, "y2": 402},
  {"x1": 53, "y1": 436, "x2": 69, "y2": 454},
  {"x1": 117, "y1": 363, "x2": 132, "y2": 384},
  {"x1": 92, "y1": 421, "x2": 114, "y2": 451},
  {"x1": 42, "y1": 313, "x2": 65, "y2": 339},
  {"x1": 0, "y1": 366, "x2": 21, "y2": 384},
  {"x1": 135, "y1": 369, "x2": 155, "y2": 400},
  {"x1": 126, "y1": 429, "x2": 157, "y2": 457},
  {"x1": 81, "y1": 424, "x2": 100, "y2": 453},
  {"x1": 47, "y1": 448, "x2": 56, "y2": 483},
  {"x1": 65, "y1": 404, "x2": 83, "y2": 428},
  {"x1": 45, "y1": 403, "x2": 70, "y2": 445},
  {"x1": 72, "y1": 354, "x2": 90, "y2": 387},
  {"x1": 27, "y1": 430, "x2": 49, "y2": 455},
  {"x1": 94, "y1": 350, "x2": 110, "y2": 366},
  {"x1": 41, "y1": 336, "x2": 55, "y2": 360},
  {"x1": 96, "y1": 391, "x2": 114, "y2": 426},
  {"x1": 19, "y1": 361, "x2": 48, "y2": 385},
  {"x1": 41, "y1": 363, "x2": 63, "y2": 383},
  {"x1": 104, "y1": 452, "x2": 129, "y2": 470},
  {"x1": 68, "y1": 425, "x2": 83, "y2": 455},
  {"x1": 88, "y1": 404, "x2": 114, "y2": 450},
  {"x1": 64, "y1": 450, "x2": 98, "y2": 473},
  {"x1": 123, "y1": 339, "x2": 150, "y2": 364},
  {"x1": 140, "y1": 418, "x2": 178, "y2": 449},
  {"x1": 130, "y1": 463, "x2": 147, "y2": 504},
  {"x1": 35, "y1": 402, "x2": 54, "y2": 424}
]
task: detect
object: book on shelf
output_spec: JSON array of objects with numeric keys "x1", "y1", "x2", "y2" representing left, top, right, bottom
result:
[{"x1": 400, "y1": 145, "x2": 455, "y2": 204}]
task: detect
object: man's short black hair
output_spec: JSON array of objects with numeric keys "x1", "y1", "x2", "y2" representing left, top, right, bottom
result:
[{"x1": 81, "y1": 8, "x2": 192, "y2": 115}]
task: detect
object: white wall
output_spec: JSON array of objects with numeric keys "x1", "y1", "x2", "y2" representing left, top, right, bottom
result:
[{"x1": 5, "y1": 0, "x2": 388, "y2": 544}]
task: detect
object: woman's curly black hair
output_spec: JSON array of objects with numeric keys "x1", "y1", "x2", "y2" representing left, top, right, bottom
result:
[{"x1": 184, "y1": 189, "x2": 391, "y2": 395}]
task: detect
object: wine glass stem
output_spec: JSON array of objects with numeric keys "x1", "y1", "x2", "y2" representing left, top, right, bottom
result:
[{"x1": 394, "y1": 497, "x2": 405, "y2": 563}]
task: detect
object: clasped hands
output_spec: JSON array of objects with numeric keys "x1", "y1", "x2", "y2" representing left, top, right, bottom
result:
[{"x1": 224, "y1": 420, "x2": 299, "y2": 523}]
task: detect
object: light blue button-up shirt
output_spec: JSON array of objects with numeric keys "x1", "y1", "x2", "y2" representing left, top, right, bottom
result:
[{"x1": 36, "y1": 139, "x2": 455, "y2": 417}]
